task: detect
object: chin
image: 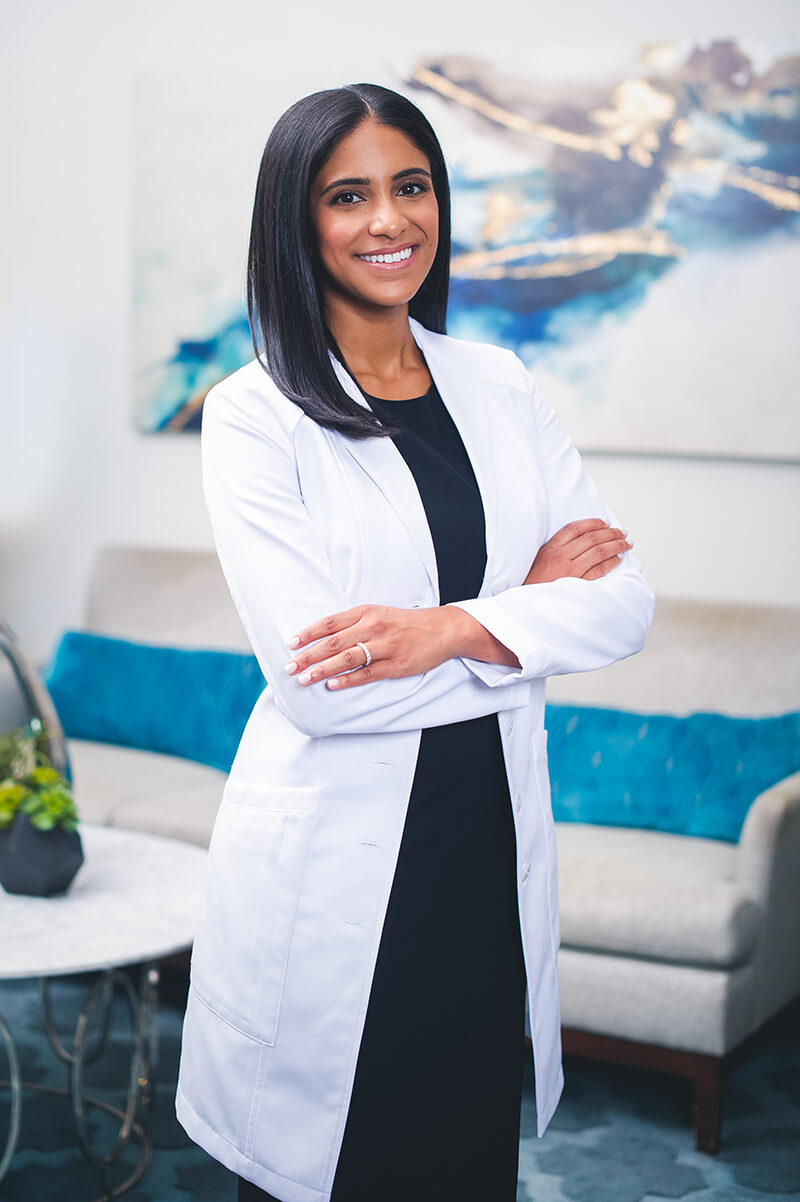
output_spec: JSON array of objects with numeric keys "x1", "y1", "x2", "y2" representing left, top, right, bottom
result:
[{"x1": 352, "y1": 286, "x2": 419, "y2": 310}]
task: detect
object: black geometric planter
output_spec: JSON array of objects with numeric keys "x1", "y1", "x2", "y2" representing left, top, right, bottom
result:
[{"x1": 0, "y1": 813, "x2": 84, "y2": 896}]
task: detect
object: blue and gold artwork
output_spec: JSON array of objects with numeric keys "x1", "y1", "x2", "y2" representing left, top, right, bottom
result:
[{"x1": 133, "y1": 42, "x2": 799, "y2": 457}]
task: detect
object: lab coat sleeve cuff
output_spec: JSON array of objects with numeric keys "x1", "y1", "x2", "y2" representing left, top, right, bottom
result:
[{"x1": 446, "y1": 598, "x2": 545, "y2": 686}]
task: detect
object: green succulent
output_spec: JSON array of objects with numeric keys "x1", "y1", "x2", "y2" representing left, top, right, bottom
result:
[
  {"x1": 0, "y1": 781, "x2": 29, "y2": 830},
  {"x1": 28, "y1": 765, "x2": 63, "y2": 787},
  {"x1": 0, "y1": 724, "x2": 79, "y2": 834},
  {"x1": 20, "y1": 784, "x2": 80, "y2": 833}
]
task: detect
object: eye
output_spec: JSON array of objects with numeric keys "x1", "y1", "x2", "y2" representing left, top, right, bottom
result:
[
  {"x1": 398, "y1": 180, "x2": 429, "y2": 196},
  {"x1": 330, "y1": 190, "x2": 363, "y2": 206}
]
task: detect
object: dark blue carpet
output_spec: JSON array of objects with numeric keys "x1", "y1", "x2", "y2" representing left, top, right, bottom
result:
[{"x1": 1, "y1": 968, "x2": 798, "y2": 1201}]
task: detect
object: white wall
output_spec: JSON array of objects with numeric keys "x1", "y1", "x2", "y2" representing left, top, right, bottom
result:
[{"x1": 2, "y1": 0, "x2": 798, "y2": 663}]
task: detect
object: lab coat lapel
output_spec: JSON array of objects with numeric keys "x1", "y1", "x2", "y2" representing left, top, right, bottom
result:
[
  {"x1": 331, "y1": 354, "x2": 439, "y2": 598},
  {"x1": 412, "y1": 322, "x2": 500, "y2": 600}
]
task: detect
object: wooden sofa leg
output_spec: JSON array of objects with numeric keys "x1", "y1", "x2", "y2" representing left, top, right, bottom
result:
[
  {"x1": 560, "y1": 1029, "x2": 726, "y2": 1152},
  {"x1": 693, "y1": 1056, "x2": 721, "y2": 1154}
]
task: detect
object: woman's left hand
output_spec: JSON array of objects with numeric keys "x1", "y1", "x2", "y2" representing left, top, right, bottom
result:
[
  {"x1": 284, "y1": 605, "x2": 454, "y2": 690},
  {"x1": 283, "y1": 603, "x2": 516, "y2": 690}
]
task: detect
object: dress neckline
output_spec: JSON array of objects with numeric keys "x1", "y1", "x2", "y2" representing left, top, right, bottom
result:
[{"x1": 361, "y1": 383, "x2": 436, "y2": 405}]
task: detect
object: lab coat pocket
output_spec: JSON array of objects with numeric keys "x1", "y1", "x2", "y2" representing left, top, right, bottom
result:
[
  {"x1": 531, "y1": 731, "x2": 561, "y2": 957},
  {"x1": 190, "y1": 784, "x2": 318, "y2": 1045}
]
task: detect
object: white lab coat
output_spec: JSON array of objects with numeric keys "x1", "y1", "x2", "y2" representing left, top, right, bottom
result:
[{"x1": 176, "y1": 318, "x2": 654, "y2": 1201}]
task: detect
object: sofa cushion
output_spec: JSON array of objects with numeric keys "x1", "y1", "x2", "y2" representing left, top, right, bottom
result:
[
  {"x1": 557, "y1": 947, "x2": 757, "y2": 1055},
  {"x1": 86, "y1": 546, "x2": 252, "y2": 650},
  {"x1": 546, "y1": 704, "x2": 800, "y2": 842},
  {"x1": 556, "y1": 823, "x2": 761, "y2": 968},
  {"x1": 66, "y1": 738, "x2": 225, "y2": 847},
  {"x1": 44, "y1": 632, "x2": 265, "y2": 773}
]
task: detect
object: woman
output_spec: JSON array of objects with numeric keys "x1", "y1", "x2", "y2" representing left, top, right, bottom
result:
[{"x1": 176, "y1": 83, "x2": 654, "y2": 1202}]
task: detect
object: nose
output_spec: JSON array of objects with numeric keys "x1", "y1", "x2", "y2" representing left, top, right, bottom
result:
[{"x1": 367, "y1": 194, "x2": 407, "y2": 239}]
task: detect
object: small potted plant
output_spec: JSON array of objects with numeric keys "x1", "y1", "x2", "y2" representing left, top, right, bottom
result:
[{"x1": 0, "y1": 723, "x2": 83, "y2": 896}]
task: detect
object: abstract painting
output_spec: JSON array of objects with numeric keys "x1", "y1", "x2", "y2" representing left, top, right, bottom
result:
[{"x1": 132, "y1": 42, "x2": 800, "y2": 458}]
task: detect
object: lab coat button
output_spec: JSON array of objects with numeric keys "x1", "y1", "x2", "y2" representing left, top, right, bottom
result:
[
  {"x1": 521, "y1": 862, "x2": 530, "y2": 883},
  {"x1": 514, "y1": 794, "x2": 522, "y2": 814},
  {"x1": 505, "y1": 717, "x2": 514, "y2": 734}
]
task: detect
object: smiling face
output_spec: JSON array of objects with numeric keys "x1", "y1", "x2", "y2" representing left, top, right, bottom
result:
[{"x1": 310, "y1": 118, "x2": 439, "y2": 321}]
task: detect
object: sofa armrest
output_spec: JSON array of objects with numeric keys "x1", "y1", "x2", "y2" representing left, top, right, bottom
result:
[{"x1": 736, "y1": 770, "x2": 800, "y2": 1023}]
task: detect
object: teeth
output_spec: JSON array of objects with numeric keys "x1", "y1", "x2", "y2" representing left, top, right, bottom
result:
[{"x1": 360, "y1": 247, "x2": 413, "y2": 264}]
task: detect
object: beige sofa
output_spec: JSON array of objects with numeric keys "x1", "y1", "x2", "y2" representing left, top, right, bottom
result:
[
  {"x1": 57, "y1": 547, "x2": 800, "y2": 1152},
  {"x1": 547, "y1": 601, "x2": 800, "y2": 1152}
]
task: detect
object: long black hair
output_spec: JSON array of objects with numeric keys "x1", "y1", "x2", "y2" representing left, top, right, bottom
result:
[{"x1": 247, "y1": 83, "x2": 451, "y2": 439}]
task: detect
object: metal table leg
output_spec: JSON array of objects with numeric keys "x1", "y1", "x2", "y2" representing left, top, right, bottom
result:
[
  {"x1": 0, "y1": 1010, "x2": 22, "y2": 1183},
  {"x1": 0, "y1": 961, "x2": 161, "y2": 1201}
]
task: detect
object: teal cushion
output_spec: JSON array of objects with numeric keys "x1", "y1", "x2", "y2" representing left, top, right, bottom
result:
[
  {"x1": 43, "y1": 632, "x2": 265, "y2": 773},
  {"x1": 545, "y1": 704, "x2": 800, "y2": 842}
]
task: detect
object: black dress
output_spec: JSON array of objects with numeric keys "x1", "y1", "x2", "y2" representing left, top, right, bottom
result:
[{"x1": 238, "y1": 383, "x2": 527, "y2": 1202}]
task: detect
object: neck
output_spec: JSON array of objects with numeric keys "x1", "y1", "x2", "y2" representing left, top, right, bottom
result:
[{"x1": 324, "y1": 297, "x2": 427, "y2": 395}]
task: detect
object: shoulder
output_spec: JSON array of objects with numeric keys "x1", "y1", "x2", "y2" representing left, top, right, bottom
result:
[
  {"x1": 412, "y1": 322, "x2": 555, "y2": 448},
  {"x1": 410, "y1": 320, "x2": 529, "y2": 390},
  {"x1": 202, "y1": 358, "x2": 305, "y2": 447}
]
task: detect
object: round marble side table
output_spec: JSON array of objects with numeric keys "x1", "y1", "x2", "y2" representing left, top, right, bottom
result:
[{"x1": 0, "y1": 824, "x2": 207, "y2": 1201}]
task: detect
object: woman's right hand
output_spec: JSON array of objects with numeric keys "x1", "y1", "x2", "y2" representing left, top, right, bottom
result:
[{"x1": 524, "y1": 518, "x2": 632, "y2": 585}]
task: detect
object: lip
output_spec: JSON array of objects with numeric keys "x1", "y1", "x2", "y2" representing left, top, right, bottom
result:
[{"x1": 355, "y1": 244, "x2": 418, "y2": 269}]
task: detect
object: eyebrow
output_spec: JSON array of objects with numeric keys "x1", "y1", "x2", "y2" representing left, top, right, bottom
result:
[{"x1": 319, "y1": 167, "x2": 432, "y2": 197}]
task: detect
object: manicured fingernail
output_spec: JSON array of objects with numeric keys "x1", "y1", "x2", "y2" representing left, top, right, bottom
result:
[
  {"x1": 326, "y1": 678, "x2": 341, "y2": 689},
  {"x1": 298, "y1": 671, "x2": 312, "y2": 685},
  {"x1": 284, "y1": 661, "x2": 298, "y2": 675},
  {"x1": 287, "y1": 635, "x2": 300, "y2": 648}
]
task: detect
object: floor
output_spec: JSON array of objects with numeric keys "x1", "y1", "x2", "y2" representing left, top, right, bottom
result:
[{"x1": 0, "y1": 970, "x2": 797, "y2": 1202}]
